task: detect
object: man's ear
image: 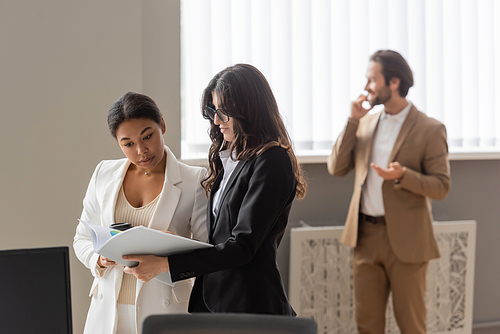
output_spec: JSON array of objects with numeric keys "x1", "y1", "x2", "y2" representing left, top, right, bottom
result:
[{"x1": 389, "y1": 77, "x2": 401, "y2": 95}]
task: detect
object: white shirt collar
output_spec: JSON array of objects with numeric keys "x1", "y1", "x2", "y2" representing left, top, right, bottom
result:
[
  {"x1": 381, "y1": 101, "x2": 412, "y2": 122},
  {"x1": 219, "y1": 149, "x2": 239, "y2": 173}
]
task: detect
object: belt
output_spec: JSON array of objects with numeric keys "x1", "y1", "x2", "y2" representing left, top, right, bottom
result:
[{"x1": 360, "y1": 213, "x2": 386, "y2": 225}]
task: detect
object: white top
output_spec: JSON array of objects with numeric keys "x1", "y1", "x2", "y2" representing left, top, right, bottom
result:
[
  {"x1": 114, "y1": 186, "x2": 161, "y2": 305},
  {"x1": 212, "y1": 149, "x2": 239, "y2": 217},
  {"x1": 360, "y1": 102, "x2": 412, "y2": 217}
]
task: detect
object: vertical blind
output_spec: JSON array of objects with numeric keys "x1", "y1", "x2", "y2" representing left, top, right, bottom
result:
[{"x1": 181, "y1": 0, "x2": 500, "y2": 160}]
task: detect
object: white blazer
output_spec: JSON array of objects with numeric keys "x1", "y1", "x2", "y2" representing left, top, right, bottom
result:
[{"x1": 73, "y1": 146, "x2": 208, "y2": 334}]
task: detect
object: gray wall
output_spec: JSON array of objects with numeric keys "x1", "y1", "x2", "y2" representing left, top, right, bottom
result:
[
  {"x1": 0, "y1": 1, "x2": 177, "y2": 333},
  {"x1": 0, "y1": 1, "x2": 498, "y2": 333}
]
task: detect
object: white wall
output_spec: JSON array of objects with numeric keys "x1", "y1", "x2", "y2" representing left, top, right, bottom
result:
[{"x1": 0, "y1": 1, "x2": 179, "y2": 333}]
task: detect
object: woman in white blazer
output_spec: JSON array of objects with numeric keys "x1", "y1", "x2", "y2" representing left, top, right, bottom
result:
[{"x1": 73, "y1": 92, "x2": 207, "y2": 334}]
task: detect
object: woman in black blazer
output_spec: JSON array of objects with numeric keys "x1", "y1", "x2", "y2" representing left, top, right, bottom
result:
[{"x1": 125, "y1": 64, "x2": 307, "y2": 315}]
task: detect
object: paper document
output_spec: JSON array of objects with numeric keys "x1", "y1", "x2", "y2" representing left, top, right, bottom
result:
[{"x1": 79, "y1": 219, "x2": 212, "y2": 268}]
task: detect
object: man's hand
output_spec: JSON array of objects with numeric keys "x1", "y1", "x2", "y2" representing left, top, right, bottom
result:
[
  {"x1": 122, "y1": 255, "x2": 169, "y2": 283},
  {"x1": 371, "y1": 162, "x2": 406, "y2": 181},
  {"x1": 351, "y1": 94, "x2": 373, "y2": 120}
]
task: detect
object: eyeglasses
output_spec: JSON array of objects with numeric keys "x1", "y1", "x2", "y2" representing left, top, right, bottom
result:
[{"x1": 205, "y1": 104, "x2": 230, "y2": 123}]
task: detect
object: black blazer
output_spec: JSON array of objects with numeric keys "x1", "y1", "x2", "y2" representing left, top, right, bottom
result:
[{"x1": 168, "y1": 146, "x2": 296, "y2": 315}]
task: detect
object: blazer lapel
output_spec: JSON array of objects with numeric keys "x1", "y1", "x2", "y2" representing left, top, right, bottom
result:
[
  {"x1": 138, "y1": 147, "x2": 181, "y2": 297},
  {"x1": 212, "y1": 159, "x2": 248, "y2": 229},
  {"x1": 363, "y1": 113, "x2": 381, "y2": 163},
  {"x1": 101, "y1": 160, "x2": 129, "y2": 227},
  {"x1": 389, "y1": 105, "x2": 418, "y2": 163},
  {"x1": 148, "y1": 146, "x2": 182, "y2": 231},
  {"x1": 207, "y1": 172, "x2": 223, "y2": 240},
  {"x1": 357, "y1": 113, "x2": 381, "y2": 182}
]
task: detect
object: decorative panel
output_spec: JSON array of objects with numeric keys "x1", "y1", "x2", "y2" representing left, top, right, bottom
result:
[{"x1": 289, "y1": 221, "x2": 476, "y2": 334}]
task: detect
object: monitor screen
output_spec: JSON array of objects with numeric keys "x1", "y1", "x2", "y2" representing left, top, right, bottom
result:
[{"x1": 0, "y1": 246, "x2": 72, "y2": 334}]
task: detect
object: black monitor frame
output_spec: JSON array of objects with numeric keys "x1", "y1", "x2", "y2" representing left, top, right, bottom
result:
[{"x1": 0, "y1": 246, "x2": 72, "y2": 333}]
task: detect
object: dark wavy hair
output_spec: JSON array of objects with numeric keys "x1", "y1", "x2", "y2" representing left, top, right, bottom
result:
[
  {"x1": 200, "y1": 63, "x2": 307, "y2": 199},
  {"x1": 370, "y1": 50, "x2": 414, "y2": 97},
  {"x1": 107, "y1": 92, "x2": 163, "y2": 139}
]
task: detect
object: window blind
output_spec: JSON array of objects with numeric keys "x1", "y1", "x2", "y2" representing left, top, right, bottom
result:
[{"x1": 181, "y1": 0, "x2": 500, "y2": 160}]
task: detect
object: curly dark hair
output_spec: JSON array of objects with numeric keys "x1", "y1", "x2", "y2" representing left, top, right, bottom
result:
[{"x1": 200, "y1": 63, "x2": 307, "y2": 199}]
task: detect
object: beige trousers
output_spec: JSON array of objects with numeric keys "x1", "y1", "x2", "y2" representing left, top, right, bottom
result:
[{"x1": 353, "y1": 219, "x2": 428, "y2": 334}]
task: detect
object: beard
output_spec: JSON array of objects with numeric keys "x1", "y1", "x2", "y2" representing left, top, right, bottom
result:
[{"x1": 368, "y1": 85, "x2": 392, "y2": 106}]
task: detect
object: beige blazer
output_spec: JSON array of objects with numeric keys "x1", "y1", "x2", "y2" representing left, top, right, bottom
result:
[
  {"x1": 73, "y1": 146, "x2": 208, "y2": 334},
  {"x1": 327, "y1": 105, "x2": 451, "y2": 263}
]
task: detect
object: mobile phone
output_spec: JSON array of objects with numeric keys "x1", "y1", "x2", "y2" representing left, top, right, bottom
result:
[{"x1": 110, "y1": 222, "x2": 132, "y2": 231}]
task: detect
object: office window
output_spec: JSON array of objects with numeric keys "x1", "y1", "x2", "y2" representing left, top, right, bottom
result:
[{"x1": 181, "y1": 0, "x2": 500, "y2": 160}]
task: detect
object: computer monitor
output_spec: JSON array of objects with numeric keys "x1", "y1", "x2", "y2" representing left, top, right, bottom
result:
[
  {"x1": 142, "y1": 314, "x2": 318, "y2": 334},
  {"x1": 0, "y1": 246, "x2": 72, "y2": 333}
]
